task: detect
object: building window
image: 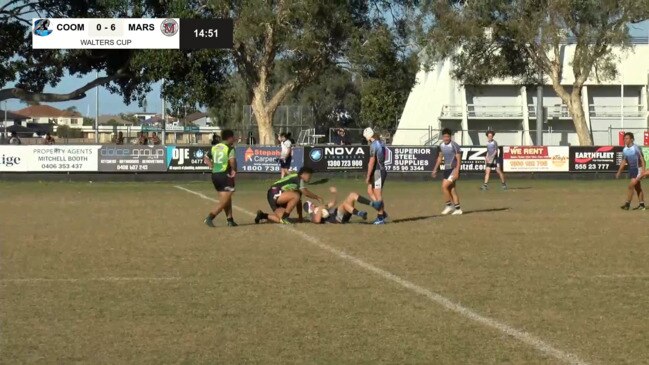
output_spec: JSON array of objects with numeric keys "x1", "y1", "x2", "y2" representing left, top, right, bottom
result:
[{"x1": 71, "y1": 118, "x2": 78, "y2": 125}]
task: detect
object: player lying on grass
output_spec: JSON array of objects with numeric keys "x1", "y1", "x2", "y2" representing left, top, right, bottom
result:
[
  {"x1": 616, "y1": 132, "x2": 646, "y2": 211},
  {"x1": 304, "y1": 187, "x2": 375, "y2": 224},
  {"x1": 432, "y1": 128, "x2": 463, "y2": 215},
  {"x1": 255, "y1": 167, "x2": 323, "y2": 224}
]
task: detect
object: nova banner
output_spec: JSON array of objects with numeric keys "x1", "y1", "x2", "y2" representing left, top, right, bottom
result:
[
  {"x1": 304, "y1": 146, "x2": 368, "y2": 172},
  {"x1": 503, "y1": 146, "x2": 569, "y2": 172},
  {"x1": 98, "y1": 146, "x2": 167, "y2": 172}
]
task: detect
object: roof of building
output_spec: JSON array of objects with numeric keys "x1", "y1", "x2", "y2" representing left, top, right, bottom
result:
[
  {"x1": 15, "y1": 105, "x2": 82, "y2": 118},
  {"x1": 182, "y1": 112, "x2": 208, "y2": 124},
  {"x1": 97, "y1": 115, "x2": 134, "y2": 125},
  {"x1": 0, "y1": 109, "x2": 26, "y2": 120}
]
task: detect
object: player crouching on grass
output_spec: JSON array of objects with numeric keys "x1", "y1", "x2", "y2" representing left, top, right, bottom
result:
[
  {"x1": 616, "y1": 132, "x2": 646, "y2": 211},
  {"x1": 481, "y1": 130, "x2": 507, "y2": 191},
  {"x1": 203, "y1": 129, "x2": 238, "y2": 227},
  {"x1": 255, "y1": 167, "x2": 323, "y2": 224},
  {"x1": 432, "y1": 128, "x2": 463, "y2": 215},
  {"x1": 363, "y1": 127, "x2": 388, "y2": 224},
  {"x1": 304, "y1": 187, "x2": 376, "y2": 224}
]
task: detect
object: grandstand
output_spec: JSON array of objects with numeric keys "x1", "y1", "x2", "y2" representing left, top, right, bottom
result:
[{"x1": 393, "y1": 40, "x2": 649, "y2": 146}]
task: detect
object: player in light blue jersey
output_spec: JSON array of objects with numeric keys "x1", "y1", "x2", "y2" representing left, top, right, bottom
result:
[
  {"x1": 481, "y1": 130, "x2": 507, "y2": 191},
  {"x1": 363, "y1": 127, "x2": 388, "y2": 224},
  {"x1": 615, "y1": 132, "x2": 645, "y2": 210},
  {"x1": 432, "y1": 128, "x2": 463, "y2": 215}
]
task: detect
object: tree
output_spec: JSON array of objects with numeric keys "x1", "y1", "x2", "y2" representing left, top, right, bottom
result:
[{"x1": 423, "y1": 0, "x2": 649, "y2": 145}]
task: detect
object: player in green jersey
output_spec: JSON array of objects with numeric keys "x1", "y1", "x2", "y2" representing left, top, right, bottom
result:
[{"x1": 203, "y1": 129, "x2": 238, "y2": 227}]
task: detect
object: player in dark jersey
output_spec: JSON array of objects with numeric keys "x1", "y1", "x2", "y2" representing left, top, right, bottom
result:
[
  {"x1": 363, "y1": 127, "x2": 388, "y2": 224},
  {"x1": 481, "y1": 130, "x2": 507, "y2": 191},
  {"x1": 616, "y1": 132, "x2": 646, "y2": 210},
  {"x1": 305, "y1": 187, "x2": 371, "y2": 224},
  {"x1": 203, "y1": 129, "x2": 238, "y2": 227},
  {"x1": 255, "y1": 167, "x2": 322, "y2": 224},
  {"x1": 432, "y1": 128, "x2": 463, "y2": 215}
]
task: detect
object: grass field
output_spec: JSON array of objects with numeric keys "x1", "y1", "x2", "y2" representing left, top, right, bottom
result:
[{"x1": 1, "y1": 177, "x2": 648, "y2": 364}]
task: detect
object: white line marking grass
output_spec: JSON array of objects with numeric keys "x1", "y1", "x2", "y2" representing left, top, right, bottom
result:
[
  {"x1": 175, "y1": 185, "x2": 590, "y2": 365},
  {"x1": 0, "y1": 277, "x2": 181, "y2": 284},
  {"x1": 592, "y1": 274, "x2": 649, "y2": 279}
]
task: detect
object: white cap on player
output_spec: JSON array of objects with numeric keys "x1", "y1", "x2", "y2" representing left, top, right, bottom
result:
[{"x1": 363, "y1": 127, "x2": 374, "y2": 140}]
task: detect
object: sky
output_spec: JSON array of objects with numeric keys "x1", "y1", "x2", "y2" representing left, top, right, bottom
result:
[{"x1": 3, "y1": 20, "x2": 649, "y2": 117}]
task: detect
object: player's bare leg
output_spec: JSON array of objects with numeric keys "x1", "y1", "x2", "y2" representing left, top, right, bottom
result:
[{"x1": 206, "y1": 191, "x2": 234, "y2": 227}]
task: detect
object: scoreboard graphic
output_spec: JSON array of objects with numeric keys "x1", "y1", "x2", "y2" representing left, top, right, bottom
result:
[{"x1": 32, "y1": 18, "x2": 233, "y2": 49}]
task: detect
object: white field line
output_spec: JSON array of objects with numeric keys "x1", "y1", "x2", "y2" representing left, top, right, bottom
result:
[
  {"x1": 175, "y1": 185, "x2": 590, "y2": 365},
  {"x1": 592, "y1": 274, "x2": 649, "y2": 279},
  {"x1": 0, "y1": 276, "x2": 181, "y2": 284}
]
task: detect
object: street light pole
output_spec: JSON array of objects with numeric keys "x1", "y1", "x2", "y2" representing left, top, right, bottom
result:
[
  {"x1": 3, "y1": 100, "x2": 7, "y2": 141},
  {"x1": 95, "y1": 71, "x2": 99, "y2": 143}
]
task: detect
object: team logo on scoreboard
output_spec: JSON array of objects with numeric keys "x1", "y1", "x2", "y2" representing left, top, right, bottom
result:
[
  {"x1": 33, "y1": 19, "x2": 53, "y2": 37},
  {"x1": 160, "y1": 19, "x2": 178, "y2": 36}
]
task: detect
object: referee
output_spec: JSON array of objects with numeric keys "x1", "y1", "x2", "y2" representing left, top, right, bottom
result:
[{"x1": 203, "y1": 129, "x2": 238, "y2": 227}]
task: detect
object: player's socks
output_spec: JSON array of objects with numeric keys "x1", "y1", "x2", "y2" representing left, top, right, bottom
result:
[
  {"x1": 352, "y1": 208, "x2": 359, "y2": 215},
  {"x1": 454, "y1": 204, "x2": 461, "y2": 210},
  {"x1": 204, "y1": 214, "x2": 216, "y2": 227},
  {"x1": 255, "y1": 210, "x2": 268, "y2": 224},
  {"x1": 633, "y1": 202, "x2": 646, "y2": 210},
  {"x1": 226, "y1": 217, "x2": 238, "y2": 227},
  {"x1": 370, "y1": 200, "x2": 383, "y2": 210},
  {"x1": 357, "y1": 211, "x2": 368, "y2": 220},
  {"x1": 501, "y1": 183, "x2": 508, "y2": 190},
  {"x1": 621, "y1": 202, "x2": 631, "y2": 210},
  {"x1": 481, "y1": 183, "x2": 488, "y2": 191},
  {"x1": 357, "y1": 196, "x2": 372, "y2": 205}
]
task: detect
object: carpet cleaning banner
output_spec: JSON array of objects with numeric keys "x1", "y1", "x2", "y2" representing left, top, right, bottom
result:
[{"x1": 236, "y1": 146, "x2": 304, "y2": 173}]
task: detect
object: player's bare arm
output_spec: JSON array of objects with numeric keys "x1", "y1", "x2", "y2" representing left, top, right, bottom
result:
[
  {"x1": 366, "y1": 156, "x2": 376, "y2": 184},
  {"x1": 432, "y1": 154, "x2": 442, "y2": 178},
  {"x1": 228, "y1": 157, "x2": 237, "y2": 178},
  {"x1": 616, "y1": 159, "x2": 627, "y2": 179}
]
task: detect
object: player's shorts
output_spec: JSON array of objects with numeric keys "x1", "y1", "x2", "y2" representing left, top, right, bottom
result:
[
  {"x1": 443, "y1": 169, "x2": 457, "y2": 182},
  {"x1": 267, "y1": 188, "x2": 284, "y2": 211},
  {"x1": 211, "y1": 172, "x2": 235, "y2": 192},
  {"x1": 335, "y1": 208, "x2": 352, "y2": 224},
  {"x1": 629, "y1": 167, "x2": 642, "y2": 179},
  {"x1": 485, "y1": 158, "x2": 501, "y2": 169},
  {"x1": 279, "y1": 156, "x2": 292, "y2": 169},
  {"x1": 369, "y1": 169, "x2": 387, "y2": 189}
]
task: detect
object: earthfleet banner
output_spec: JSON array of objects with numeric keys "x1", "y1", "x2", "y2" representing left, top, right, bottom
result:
[
  {"x1": 98, "y1": 145, "x2": 167, "y2": 172},
  {"x1": 166, "y1": 146, "x2": 210, "y2": 171},
  {"x1": 570, "y1": 146, "x2": 624, "y2": 172},
  {"x1": 503, "y1": 146, "x2": 569, "y2": 172},
  {"x1": 0, "y1": 145, "x2": 99, "y2": 172},
  {"x1": 236, "y1": 146, "x2": 304, "y2": 173}
]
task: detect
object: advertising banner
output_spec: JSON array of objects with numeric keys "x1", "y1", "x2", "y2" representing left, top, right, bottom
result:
[
  {"x1": 569, "y1": 146, "x2": 623, "y2": 172},
  {"x1": 503, "y1": 146, "x2": 569, "y2": 172},
  {"x1": 438, "y1": 146, "x2": 504, "y2": 172},
  {"x1": 304, "y1": 146, "x2": 369, "y2": 171},
  {"x1": 385, "y1": 146, "x2": 436, "y2": 172},
  {"x1": 236, "y1": 146, "x2": 304, "y2": 173},
  {"x1": 167, "y1": 146, "x2": 210, "y2": 171},
  {"x1": 98, "y1": 145, "x2": 167, "y2": 172},
  {"x1": 0, "y1": 146, "x2": 99, "y2": 172}
]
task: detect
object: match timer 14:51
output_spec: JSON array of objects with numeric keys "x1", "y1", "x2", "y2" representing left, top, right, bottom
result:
[{"x1": 179, "y1": 19, "x2": 233, "y2": 49}]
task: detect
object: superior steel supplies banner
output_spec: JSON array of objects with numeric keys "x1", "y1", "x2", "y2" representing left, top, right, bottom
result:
[
  {"x1": 0, "y1": 146, "x2": 99, "y2": 172},
  {"x1": 569, "y1": 146, "x2": 624, "y2": 172},
  {"x1": 98, "y1": 146, "x2": 167, "y2": 172},
  {"x1": 385, "y1": 146, "x2": 437, "y2": 172},
  {"x1": 503, "y1": 146, "x2": 569, "y2": 172}
]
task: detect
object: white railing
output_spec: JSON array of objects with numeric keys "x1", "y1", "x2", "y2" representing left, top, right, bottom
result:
[
  {"x1": 441, "y1": 104, "x2": 524, "y2": 118},
  {"x1": 588, "y1": 104, "x2": 645, "y2": 118},
  {"x1": 528, "y1": 104, "x2": 571, "y2": 118}
]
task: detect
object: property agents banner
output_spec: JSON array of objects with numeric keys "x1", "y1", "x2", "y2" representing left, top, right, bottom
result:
[
  {"x1": 166, "y1": 146, "x2": 210, "y2": 171},
  {"x1": 569, "y1": 146, "x2": 623, "y2": 172},
  {"x1": 236, "y1": 146, "x2": 304, "y2": 173},
  {"x1": 384, "y1": 146, "x2": 437, "y2": 172},
  {"x1": 98, "y1": 145, "x2": 167, "y2": 172},
  {"x1": 503, "y1": 146, "x2": 569, "y2": 172},
  {"x1": 304, "y1": 146, "x2": 369, "y2": 172},
  {"x1": 0, "y1": 146, "x2": 99, "y2": 172}
]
